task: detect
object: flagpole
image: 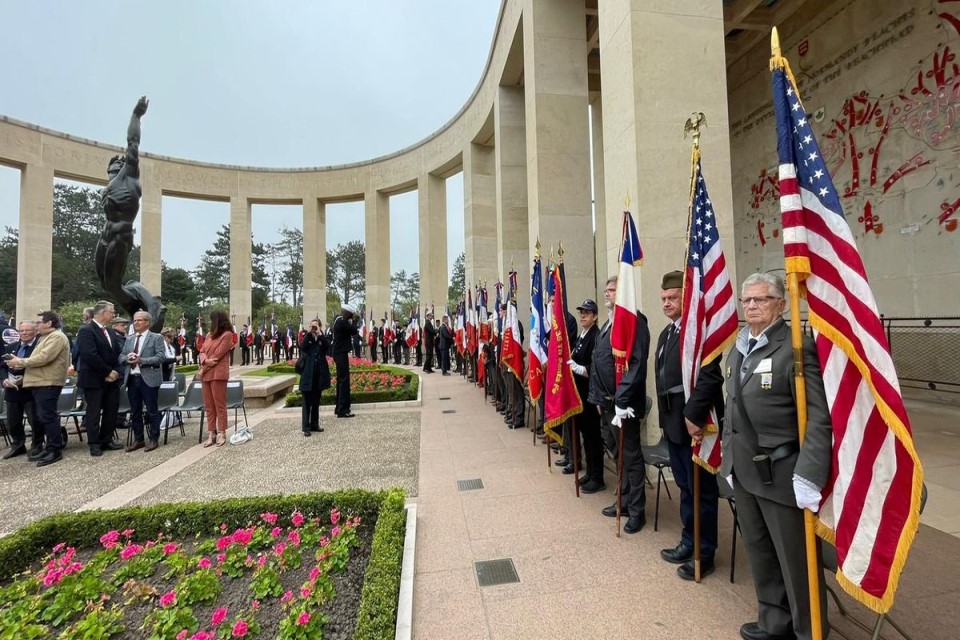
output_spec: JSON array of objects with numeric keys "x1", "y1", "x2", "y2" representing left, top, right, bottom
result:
[
  {"x1": 616, "y1": 424, "x2": 623, "y2": 538},
  {"x1": 772, "y1": 26, "x2": 824, "y2": 640},
  {"x1": 571, "y1": 417, "x2": 581, "y2": 498}
]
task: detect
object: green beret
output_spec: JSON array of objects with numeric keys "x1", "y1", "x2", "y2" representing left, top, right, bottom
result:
[{"x1": 661, "y1": 270, "x2": 684, "y2": 290}]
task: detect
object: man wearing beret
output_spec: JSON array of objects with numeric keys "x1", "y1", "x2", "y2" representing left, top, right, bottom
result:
[
  {"x1": 656, "y1": 270, "x2": 722, "y2": 580},
  {"x1": 332, "y1": 304, "x2": 359, "y2": 418}
]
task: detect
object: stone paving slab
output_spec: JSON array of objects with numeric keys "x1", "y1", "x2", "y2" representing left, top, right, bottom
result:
[{"x1": 129, "y1": 412, "x2": 420, "y2": 507}]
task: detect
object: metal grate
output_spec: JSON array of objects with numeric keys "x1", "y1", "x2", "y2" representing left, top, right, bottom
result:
[
  {"x1": 442, "y1": 409, "x2": 456, "y2": 414},
  {"x1": 457, "y1": 478, "x2": 484, "y2": 491},
  {"x1": 439, "y1": 396, "x2": 451, "y2": 400},
  {"x1": 474, "y1": 558, "x2": 520, "y2": 587}
]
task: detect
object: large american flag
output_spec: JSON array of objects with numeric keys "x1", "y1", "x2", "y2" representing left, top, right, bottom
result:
[
  {"x1": 680, "y1": 156, "x2": 738, "y2": 473},
  {"x1": 773, "y1": 60, "x2": 923, "y2": 613}
]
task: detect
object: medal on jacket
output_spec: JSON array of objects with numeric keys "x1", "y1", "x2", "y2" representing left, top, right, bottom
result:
[
  {"x1": 726, "y1": 365, "x2": 732, "y2": 379},
  {"x1": 760, "y1": 372, "x2": 773, "y2": 389}
]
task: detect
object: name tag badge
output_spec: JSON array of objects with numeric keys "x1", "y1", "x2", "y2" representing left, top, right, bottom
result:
[
  {"x1": 760, "y1": 372, "x2": 773, "y2": 389},
  {"x1": 755, "y1": 358, "x2": 773, "y2": 374},
  {"x1": 726, "y1": 366, "x2": 732, "y2": 379}
]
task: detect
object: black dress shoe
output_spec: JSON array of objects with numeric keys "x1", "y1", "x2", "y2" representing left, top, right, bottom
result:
[
  {"x1": 677, "y1": 557, "x2": 714, "y2": 581},
  {"x1": 601, "y1": 504, "x2": 626, "y2": 518},
  {"x1": 89, "y1": 447, "x2": 103, "y2": 457},
  {"x1": 739, "y1": 622, "x2": 796, "y2": 640},
  {"x1": 660, "y1": 542, "x2": 694, "y2": 564},
  {"x1": 310, "y1": 426, "x2": 324, "y2": 432},
  {"x1": 302, "y1": 430, "x2": 312, "y2": 437},
  {"x1": 3, "y1": 446, "x2": 26, "y2": 460},
  {"x1": 125, "y1": 441, "x2": 145, "y2": 453},
  {"x1": 554, "y1": 457, "x2": 568, "y2": 467},
  {"x1": 36, "y1": 450, "x2": 63, "y2": 467},
  {"x1": 28, "y1": 446, "x2": 44, "y2": 458},
  {"x1": 103, "y1": 441, "x2": 125, "y2": 451},
  {"x1": 562, "y1": 464, "x2": 575, "y2": 475},
  {"x1": 337, "y1": 412, "x2": 355, "y2": 418},
  {"x1": 580, "y1": 480, "x2": 606, "y2": 494},
  {"x1": 28, "y1": 449, "x2": 49, "y2": 462},
  {"x1": 623, "y1": 515, "x2": 646, "y2": 534}
]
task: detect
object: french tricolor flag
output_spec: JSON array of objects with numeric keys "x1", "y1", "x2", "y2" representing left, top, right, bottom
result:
[{"x1": 611, "y1": 211, "x2": 643, "y2": 386}]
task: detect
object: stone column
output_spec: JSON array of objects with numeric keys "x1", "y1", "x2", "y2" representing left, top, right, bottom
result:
[
  {"x1": 140, "y1": 184, "x2": 162, "y2": 296},
  {"x1": 302, "y1": 197, "x2": 327, "y2": 323},
  {"x1": 364, "y1": 190, "x2": 390, "y2": 319},
  {"x1": 16, "y1": 164, "x2": 54, "y2": 322},
  {"x1": 418, "y1": 172, "x2": 447, "y2": 309},
  {"x1": 495, "y1": 85, "x2": 530, "y2": 329},
  {"x1": 591, "y1": 96, "x2": 608, "y2": 295},
  {"x1": 229, "y1": 196, "x2": 252, "y2": 329},
  {"x1": 523, "y1": 0, "x2": 595, "y2": 307},
  {"x1": 463, "y1": 142, "x2": 499, "y2": 290},
  {"x1": 598, "y1": 0, "x2": 736, "y2": 434}
]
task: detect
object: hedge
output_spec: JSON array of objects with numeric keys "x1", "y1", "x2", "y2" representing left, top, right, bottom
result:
[
  {"x1": 0, "y1": 489, "x2": 407, "y2": 640},
  {"x1": 177, "y1": 364, "x2": 199, "y2": 374}
]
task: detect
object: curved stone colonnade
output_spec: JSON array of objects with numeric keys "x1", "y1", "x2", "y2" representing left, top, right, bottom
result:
[{"x1": 0, "y1": 0, "x2": 735, "y2": 341}]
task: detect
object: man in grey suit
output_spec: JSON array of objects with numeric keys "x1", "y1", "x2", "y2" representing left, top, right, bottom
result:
[
  {"x1": 120, "y1": 311, "x2": 167, "y2": 452},
  {"x1": 720, "y1": 273, "x2": 832, "y2": 640}
]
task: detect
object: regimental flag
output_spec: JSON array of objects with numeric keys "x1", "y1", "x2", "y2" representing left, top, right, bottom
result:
[
  {"x1": 455, "y1": 300, "x2": 466, "y2": 354},
  {"x1": 195, "y1": 316, "x2": 205, "y2": 351},
  {"x1": 772, "y1": 51, "x2": 923, "y2": 613},
  {"x1": 681, "y1": 153, "x2": 739, "y2": 473},
  {"x1": 500, "y1": 270, "x2": 524, "y2": 380},
  {"x1": 297, "y1": 322, "x2": 305, "y2": 346},
  {"x1": 360, "y1": 312, "x2": 368, "y2": 344},
  {"x1": 406, "y1": 308, "x2": 420, "y2": 348},
  {"x1": 178, "y1": 316, "x2": 187, "y2": 348},
  {"x1": 611, "y1": 211, "x2": 644, "y2": 385},
  {"x1": 383, "y1": 313, "x2": 394, "y2": 346},
  {"x1": 368, "y1": 311, "x2": 376, "y2": 347},
  {"x1": 528, "y1": 253, "x2": 547, "y2": 402},
  {"x1": 477, "y1": 284, "x2": 491, "y2": 343},
  {"x1": 543, "y1": 267, "x2": 582, "y2": 443},
  {"x1": 285, "y1": 325, "x2": 294, "y2": 350},
  {"x1": 493, "y1": 281, "x2": 504, "y2": 338},
  {"x1": 466, "y1": 287, "x2": 477, "y2": 355}
]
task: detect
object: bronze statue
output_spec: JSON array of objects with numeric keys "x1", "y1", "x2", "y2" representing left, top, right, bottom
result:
[{"x1": 95, "y1": 96, "x2": 165, "y2": 332}]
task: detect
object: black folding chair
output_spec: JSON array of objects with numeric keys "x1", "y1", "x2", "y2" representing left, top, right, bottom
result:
[
  {"x1": 157, "y1": 381, "x2": 185, "y2": 444},
  {"x1": 57, "y1": 386, "x2": 85, "y2": 442},
  {"x1": 224, "y1": 380, "x2": 248, "y2": 433},
  {"x1": 639, "y1": 433, "x2": 673, "y2": 531},
  {"x1": 178, "y1": 381, "x2": 207, "y2": 443}
]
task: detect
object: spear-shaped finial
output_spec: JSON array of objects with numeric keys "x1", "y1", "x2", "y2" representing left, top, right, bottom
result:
[
  {"x1": 557, "y1": 242, "x2": 565, "y2": 263},
  {"x1": 771, "y1": 26, "x2": 781, "y2": 59}
]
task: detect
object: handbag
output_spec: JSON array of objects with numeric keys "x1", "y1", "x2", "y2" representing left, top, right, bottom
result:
[{"x1": 294, "y1": 354, "x2": 307, "y2": 374}]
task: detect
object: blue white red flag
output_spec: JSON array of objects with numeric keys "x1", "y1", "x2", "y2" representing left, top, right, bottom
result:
[
  {"x1": 528, "y1": 255, "x2": 547, "y2": 402},
  {"x1": 611, "y1": 211, "x2": 643, "y2": 386}
]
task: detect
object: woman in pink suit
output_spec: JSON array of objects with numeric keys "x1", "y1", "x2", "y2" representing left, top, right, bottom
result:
[{"x1": 199, "y1": 310, "x2": 234, "y2": 447}]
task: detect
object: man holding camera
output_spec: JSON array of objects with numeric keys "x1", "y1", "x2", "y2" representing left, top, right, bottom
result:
[{"x1": 720, "y1": 273, "x2": 831, "y2": 640}]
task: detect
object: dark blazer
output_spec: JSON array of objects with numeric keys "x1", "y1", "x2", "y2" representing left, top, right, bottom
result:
[
  {"x1": 569, "y1": 324, "x2": 598, "y2": 398},
  {"x1": 1, "y1": 339, "x2": 39, "y2": 400},
  {"x1": 438, "y1": 324, "x2": 453, "y2": 349},
  {"x1": 298, "y1": 331, "x2": 332, "y2": 393},
  {"x1": 424, "y1": 320, "x2": 437, "y2": 348},
  {"x1": 614, "y1": 312, "x2": 651, "y2": 412},
  {"x1": 331, "y1": 315, "x2": 358, "y2": 354},
  {"x1": 719, "y1": 319, "x2": 832, "y2": 506},
  {"x1": 655, "y1": 323, "x2": 725, "y2": 444},
  {"x1": 76, "y1": 321, "x2": 122, "y2": 388}
]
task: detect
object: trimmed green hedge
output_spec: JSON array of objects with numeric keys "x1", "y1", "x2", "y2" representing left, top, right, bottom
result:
[
  {"x1": 0, "y1": 489, "x2": 407, "y2": 640},
  {"x1": 284, "y1": 366, "x2": 419, "y2": 407},
  {"x1": 176, "y1": 364, "x2": 199, "y2": 374}
]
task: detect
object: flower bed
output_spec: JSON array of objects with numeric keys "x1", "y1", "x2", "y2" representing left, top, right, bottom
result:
[
  {"x1": 0, "y1": 490, "x2": 405, "y2": 640},
  {"x1": 284, "y1": 366, "x2": 418, "y2": 408}
]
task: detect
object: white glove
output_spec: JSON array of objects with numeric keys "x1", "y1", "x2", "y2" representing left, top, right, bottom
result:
[
  {"x1": 725, "y1": 475, "x2": 734, "y2": 490},
  {"x1": 610, "y1": 405, "x2": 635, "y2": 428},
  {"x1": 793, "y1": 474, "x2": 822, "y2": 512},
  {"x1": 566, "y1": 359, "x2": 586, "y2": 377}
]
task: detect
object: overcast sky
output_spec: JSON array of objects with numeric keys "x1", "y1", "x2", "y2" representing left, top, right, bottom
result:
[{"x1": 0, "y1": 1, "x2": 501, "y2": 282}]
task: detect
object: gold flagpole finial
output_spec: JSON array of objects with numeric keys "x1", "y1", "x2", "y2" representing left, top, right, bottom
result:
[
  {"x1": 535, "y1": 238, "x2": 542, "y2": 259},
  {"x1": 771, "y1": 26, "x2": 781, "y2": 58},
  {"x1": 624, "y1": 194, "x2": 632, "y2": 209},
  {"x1": 684, "y1": 112, "x2": 707, "y2": 149},
  {"x1": 557, "y1": 242, "x2": 565, "y2": 263}
]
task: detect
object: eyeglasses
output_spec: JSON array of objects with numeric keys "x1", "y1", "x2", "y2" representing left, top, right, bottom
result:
[{"x1": 739, "y1": 296, "x2": 781, "y2": 307}]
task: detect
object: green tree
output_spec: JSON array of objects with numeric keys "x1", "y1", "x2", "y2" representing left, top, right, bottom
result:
[
  {"x1": 0, "y1": 228, "x2": 18, "y2": 314},
  {"x1": 326, "y1": 240, "x2": 365, "y2": 306},
  {"x1": 161, "y1": 264, "x2": 199, "y2": 310},
  {"x1": 252, "y1": 239, "x2": 270, "y2": 313},
  {"x1": 325, "y1": 290, "x2": 342, "y2": 325},
  {"x1": 391, "y1": 269, "x2": 420, "y2": 313},
  {"x1": 447, "y1": 252, "x2": 465, "y2": 305},
  {"x1": 193, "y1": 225, "x2": 231, "y2": 304},
  {"x1": 272, "y1": 226, "x2": 303, "y2": 306}
]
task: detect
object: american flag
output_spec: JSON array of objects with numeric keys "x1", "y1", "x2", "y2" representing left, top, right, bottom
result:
[
  {"x1": 773, "y1": 59, "x2": 923, "y2": 613},
  {"x1": 681, "y1": 156, "x2": 738, "y2": 473}
]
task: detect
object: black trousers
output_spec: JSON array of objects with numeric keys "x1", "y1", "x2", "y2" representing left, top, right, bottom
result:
[
  {"x1": 301, "y1": 388, "x2": 321, "y2": 432},
  {"x1": 333, "y1": 352, "x2": 350, "y2": 415},
  {"x1": 32, "y1": 386, "x2": 63, "y2": 452},
  {"x1": 668, "y1": 438, "x2": 719, "y2": 558},
  {"x1": 240, "y1": 346, "x2": 250, "y2": 365},
  {"x1": 423, "y1": 341, "x2": 434, "y2": 371},
  {"x1": 575, "y1": 407, "x2": 604, "y2": 484},
  {"x1": 603, "y1": 411, "x2": 646, "y2": 517},
  {"x1": 83, "y1": 383, "x2": 120, "y2": 448},
  {"x1": 4, "y1": 390, "x2": 41, "y2": 449}
]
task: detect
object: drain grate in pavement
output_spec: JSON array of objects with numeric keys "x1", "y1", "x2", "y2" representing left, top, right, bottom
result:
[
  {"x1": 457, "y1": 478, "x2": 484, "y2": 491},
  {"x1": 439, "y1": 396, "x2": 451, "y2": 400},
  {"x1": 442, "y1": 409, "x2": 456, "y2": 414},
  {"x1": 475, "y1": 558, "x2": 520, "y2": 587}
]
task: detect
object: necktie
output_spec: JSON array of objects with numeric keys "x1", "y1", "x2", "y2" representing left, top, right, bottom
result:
[
  {"x1": 134, "y1": 334, "x2": 142, "y2": 355},
  {"x1": 747, "y1": 338, "x2": 757, "y2": 354},
  {"x1": 102, "y1": 326, "x2": 111, "y2": 346},
  {"x1": 17, "y1": 343, "x2": 27, "y2": 358}
]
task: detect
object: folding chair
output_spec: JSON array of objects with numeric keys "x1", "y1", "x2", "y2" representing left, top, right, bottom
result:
[
  {"x1": 639, "y1": 433, "x2": 673, "y2": 531},
  {"x1": 174, "y1": 372, "x2": 187, "y2": 397},
  {"x1": 57, "y1": 386, "x2": 85, "y2": 442},
  {"x1": 224, "y1": 380, "x2": 249, "y2": 433},
  {"x1": 718, "y1": 475, "x2": 739, "y2": 583},
  {"x1": 178, "y1": 381, "x2": 207, "y2": 443},
  {"x1": 157, "y1": 381, "x2": 185, "y2": 444}
]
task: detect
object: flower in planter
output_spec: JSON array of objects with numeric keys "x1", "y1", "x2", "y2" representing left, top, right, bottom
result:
[
  {"x1": 232, "y1": 620, "x2": 249, "y2": 637},
  {"x1": 122, "y1": 529, "x2": 135, "y2": 538},
  {"x1": 308, "y1": 566, "x2": 321, "y2": 582},
  {"x1": 287, "y1": 530, "x2": 301, "y2": 546},
  {"x1": 281, "y1": 590, "x2": 293, "y2": 604},
  {"x1": 121, "y1": 543, "x2": 144, "y2": 560},
  {"x1": 211, "y1": 607, "x2": 228, "y2": 626},
  {"x1": 330, "y1": 508, "x2": 341, "y2": 526},
  {"x1": 297, "y1": 611, "x2": 310, "y2": 626},
  {"x1": 159, "y1": 589, "x2": 177, "y2": 607},
  {"x1": 260, "y1": 512, "x2": 278, "y2": 525},
  {"x1": 163, "y1": 543, "x2": 178, "y2": 555},
  {"x1": 270, "y1": 527, "x2": 282, "y2": 538},
  {"x1": 291, "y1": 511, "x2": 305, "y2": 527},
  {"x1": 198, "y1": 557, "x2": 212, "y2": 570},
  {"x1": 100, "y1": 530, "x2": 121, "y2": 549}
]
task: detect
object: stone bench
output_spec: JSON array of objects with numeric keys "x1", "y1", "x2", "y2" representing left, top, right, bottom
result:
[{"x1": 241, "y1": 374, "x2": 297, "y2": 408}]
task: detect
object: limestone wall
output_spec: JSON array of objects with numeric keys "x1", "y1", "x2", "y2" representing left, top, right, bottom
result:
[{"x1": 727, "y1": 0, "x2": 960, "y2": 317}]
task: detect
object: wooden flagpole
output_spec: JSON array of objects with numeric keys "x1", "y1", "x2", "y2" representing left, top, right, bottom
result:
[
  {"x1": 616, "y1": 423, "x2": 624, "y2": 538},
  {"x1": 772, "y1": 26, "x2": 824, "y2": 640},
  {"x1": 572, "y1": 417, "x2": 581, "y2": 498}
]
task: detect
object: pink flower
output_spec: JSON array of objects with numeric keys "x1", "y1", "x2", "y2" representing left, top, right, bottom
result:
[
  {"x1": 42, "y1": 568, "x2": 64, "y2": 587},
  {"x1": 190, "y1": 633, "x2": 213, "y2": 640},
  {"x1": 297, "y1": 612, "x2": 311, "y2": 626},
  {"x1": 251, "y1": 599, "x2": 260, "y2": 610},
  {"x1": 212, "y1": 607, "x2": 228, "y2": 626},
  {"x1": 309, "y1": 566, "x2": 320, "y2": 581},
  {"x1": 257, "y1": 555, "x2": 267, "y2": 567},
  {"x1": 198, "y1": 557, "x2": 212, "y2": 569},
  {"x1": 163, "y1": 543, "x2": 178, "y2": 555},
  {"x1": 216, "y1": 536, "x2": 232, "y2": 551},
  {"x1": 120, "y1": 544, "x2": 144, "y2": 560},
  {"x1": 52, "y1": 542, "x2": 65, "y2": 553},
  {"x1": 319, "y1": 536, "x2": 329, "y2": 548},
  {"x1": 231, "y1": 620, "x2": 249, "y2": 637},
  {"x1": 287, "y1": 530, "x2": 301, "y2": 546},
  {"x1": 281, "y1": 590, "x2": 294, "y2": 603},
  {"x1": 232, "y1": 528, "x2": 253, "y2": 546},
  {"x1": 330, "y1": 509, "x2": 341, "y2": 525},
  {"x1": 291, "y1": 511, "x2": 305, "y2": 527},
  {"x1": 100, "y1": 530, "x2": 120, "y2": 549},
  {"x1": 121, "y1": 529, "x2": 135, "y2": 538},
  {"x1": 177, "y1": 630, "x2": 189, "y2": 640},
  {"x1": 63, "y1": 561, "x2": 84, "y2": 576},
  {"x1": 331, "y1": 526, "x2": 341, "y2": 538},
  {"x1": 270, "y1": 527, "x2": 282, "y2": 538},
  {"x1": 159, "y1": 590, "x2": 177, "y2": 607},
  {"x1": 274, "y1": 542, "x2": 287, "y2": 556},
  {"x1": 260, "y1": 512, "x2": 278, "y2": 524},
  {"x1": 220, "y1": 523, "x2": 228, "y2": 531},
  {"x1": 216, "y1": 553, "x2": 226, "y2": 564},
  {"x1": 300, "y1": 586, "x2": 312, "y2": 598}
]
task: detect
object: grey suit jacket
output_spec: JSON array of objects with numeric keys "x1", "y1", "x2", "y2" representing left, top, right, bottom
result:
[
  {"x1": 119, "y1": 331, "x2": 166, "y2": 388},
  {"x1": 719, "y1": 318, "x2": 832, "y2": 507}
]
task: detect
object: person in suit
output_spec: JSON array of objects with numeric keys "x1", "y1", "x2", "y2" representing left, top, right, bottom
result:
[
  {"x1": 76, "y1": 301, "x2": 124, "y2": 456},
  {"x1": 438, "y1": 315, "x2": 453, "y2": 375},
  {"x1": 120, "y1": 311, "x2": 166, "y2": 452},
  {"x1": 253, "y1": 327, "x2": 264, "y2": 365},
  {"x1": 566, "y1": 299, "x2": 602, "y2": 491},
  {"x1": 199, "y1": 310, "x2": 235, "y2": 448},
  {"x1": 588, "y1": 275, "x2": 651, "y2": 534},
  {"x1": 299, "y1": 318, "x2": 332, "y2": 436},
  {"x1": 332, "y1": 304, "x2": 359, "y2": 418},
  {"x1": 10, "y1": 311, "x2": 71, "y2": 467},
  {"x1": 655, "y1": 270, "x2": 723, "y2": 580},
  {"x1": 239, "y1": 324, "x2": 251, "y2": 366},
  {"x1": 422, "y1": 312, "x2": 436, "y2": 373},
  {"x1": 720, "y1": 272, "x2": 831, "y2": 640},
  {"x1": 1, "y1": 320, "x2": 42, "y2": 459}
]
